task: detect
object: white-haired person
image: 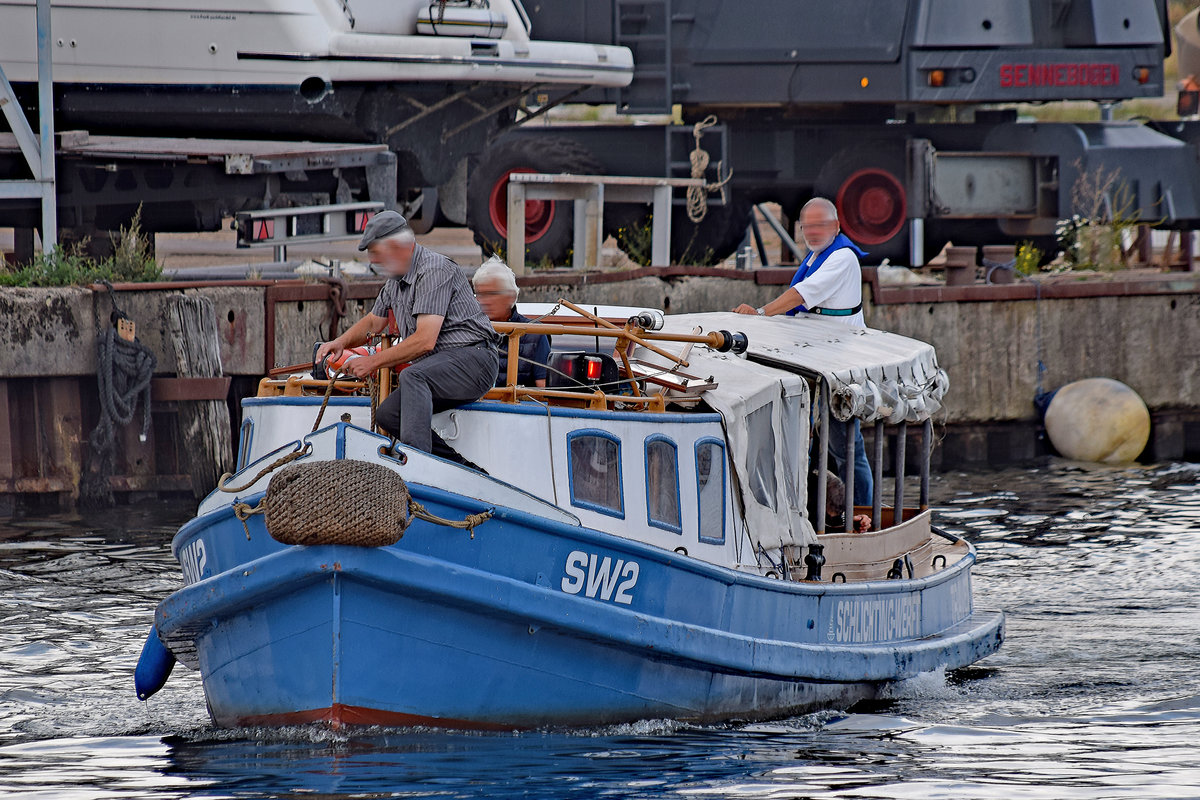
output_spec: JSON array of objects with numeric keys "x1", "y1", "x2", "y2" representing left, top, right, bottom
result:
[
  {"x1": 732, "y1": 196, "x2": 873, "y2": 509},
  {"x1": 471, "y1": 255, "x2": 550, "y2": 388},
  {"x1": 315, "y1": 210, "x2": 498, "y2": 464}
]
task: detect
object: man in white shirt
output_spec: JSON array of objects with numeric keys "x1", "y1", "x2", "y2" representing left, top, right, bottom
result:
[
  {"x1": 734, "y1": 197, "x2": 872, "y2": 509},
  {"x1": 733, "y1": 197, "x2": 865, "y2": 325}
]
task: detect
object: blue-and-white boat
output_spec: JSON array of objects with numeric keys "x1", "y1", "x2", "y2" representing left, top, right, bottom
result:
[{"x1": 136, "y1": 305, "x2": 1003, "y2": 729}]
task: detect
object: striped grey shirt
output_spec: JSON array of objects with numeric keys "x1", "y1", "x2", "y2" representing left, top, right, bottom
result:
[{"x1": 371, "y1": 244, "x2": 496, "y2": 358}]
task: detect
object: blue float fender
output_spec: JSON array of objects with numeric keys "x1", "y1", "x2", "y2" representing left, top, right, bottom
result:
[{"x1": 134, "y1": 626, "x2": 176, "y2": 700}]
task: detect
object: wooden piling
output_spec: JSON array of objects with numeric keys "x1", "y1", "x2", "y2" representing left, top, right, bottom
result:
[{"x1": 164, "y1": 294, "x2": 233, "y2": 499}]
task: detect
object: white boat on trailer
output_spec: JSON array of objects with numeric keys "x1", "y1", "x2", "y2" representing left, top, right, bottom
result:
[
  {"x1": 0, "y1": 0, "x2": 632, "y2": 138},
  {"x1": 137, "y1": 303, "x2": 1003, "y2": 729}
]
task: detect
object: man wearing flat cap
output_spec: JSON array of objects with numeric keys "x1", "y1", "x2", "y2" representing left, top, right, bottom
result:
[{"x1": 316, "y1": 210, "x2": 499, "y2": 458}]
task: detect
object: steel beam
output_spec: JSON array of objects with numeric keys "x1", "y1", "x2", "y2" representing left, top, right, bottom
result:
[
  {"x1": 0, "y1": 0, "x2": 56, "y2": 250},
  {"x1": 0, "y1": 65, "x2": 41, "y2": 172},
  {"x1": 35, "y1": 0, "x2": 55, "y2": 250}
]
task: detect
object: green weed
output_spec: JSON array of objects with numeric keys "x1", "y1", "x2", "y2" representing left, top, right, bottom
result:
[{"x1": 0, "y1": 209, "x2": 162, "y2": 286}]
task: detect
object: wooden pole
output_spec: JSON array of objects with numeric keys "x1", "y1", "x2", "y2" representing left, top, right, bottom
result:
[
  {"x1": 164, "y1": 295, "x2": 233, "y2": 499},
  {"x1": 555, "y1": 298, "x2": 692, "y2": 367},
  {"x1": 491, "y1": 319, "x2": 737, "y2": 365},
  {"x1": 506, "y1": 332, "x2": 520, "y2": 387}
]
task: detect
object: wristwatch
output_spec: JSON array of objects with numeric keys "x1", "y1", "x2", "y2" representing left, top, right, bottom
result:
[{"x1": 755, "y1": 306, "x2": 765, "y2": 316}]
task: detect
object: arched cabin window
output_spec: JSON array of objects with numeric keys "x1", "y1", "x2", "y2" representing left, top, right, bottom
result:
[
  {"x1": 567, "y1": 430, "x2": 624, "y2": 518},
  {"x1": 645, "y1": 435, "x2": 682, "y2": 533},
  {"x1": 695, "y1": 438, "x2": 726, "y2": 544}
]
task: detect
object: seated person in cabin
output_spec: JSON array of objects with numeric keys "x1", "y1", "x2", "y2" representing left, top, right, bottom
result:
[
  {"x1": 315, "y1": 211, "x2": 499, "y2": 459},
  {"x1": 471, "y1": 256, "x2": 550, "y2": 387},
  {"x1": 810, "y1": 472, "x2": 872, "y2": 533}
]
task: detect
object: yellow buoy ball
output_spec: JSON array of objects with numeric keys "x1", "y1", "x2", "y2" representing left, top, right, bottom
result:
[{"x1": 1044, "y1": 378, "x2": 1150, "y2": 463}]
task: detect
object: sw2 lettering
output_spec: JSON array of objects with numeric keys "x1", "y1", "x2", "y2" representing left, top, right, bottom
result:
[
  {"x1": 180, "y1": 539, "x2": 208, "y2": 585},
  {"x1": 560, "y1": 550, "x2": 639, "y2": 605}
]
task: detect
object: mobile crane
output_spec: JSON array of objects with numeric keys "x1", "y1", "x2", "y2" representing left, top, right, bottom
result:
[{"x1": 470, "y1": 0, "x2": 1200, "y2": 264}]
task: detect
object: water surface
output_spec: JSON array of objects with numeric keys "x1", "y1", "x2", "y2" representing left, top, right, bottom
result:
[{"x1": 1, "y1": 460, "x2": 1198, "y2": 799}]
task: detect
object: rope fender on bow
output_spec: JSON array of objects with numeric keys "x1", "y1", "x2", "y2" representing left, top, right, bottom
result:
[{"x1": 230, "y1": 459, "x2": 493, "y2": 545}]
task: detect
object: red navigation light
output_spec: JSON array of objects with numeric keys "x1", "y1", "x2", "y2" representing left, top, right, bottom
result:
[
  {"x1": 352, "y1": 210, "x2": 376, "y2": 233},
  {"x1": 251, "y1": 219, "x2": 275, "y2": 241},
  {"x1": 585, "y1": 357, "x2": 602, "y2": 381},
  {"x1": 927, "y1": 69, "x2": 946, "y2": 88},
  {"x1": 1180, "y1": 89, "x2": 1200, "y2": 117}
]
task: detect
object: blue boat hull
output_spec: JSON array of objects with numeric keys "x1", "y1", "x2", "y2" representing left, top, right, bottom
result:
[{"x1": 157, "y1": 479, "x2": 1003, "y2": 728}]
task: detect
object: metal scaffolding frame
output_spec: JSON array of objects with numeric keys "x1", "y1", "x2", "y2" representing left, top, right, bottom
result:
[{"x1": 0, "y1": 0, "x2": 57, "y2": 252}]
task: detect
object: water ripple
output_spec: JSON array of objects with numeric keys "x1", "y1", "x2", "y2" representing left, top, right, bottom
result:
[{"x1": 0, "y1": 464, "x2": 1198, "y2": 799}]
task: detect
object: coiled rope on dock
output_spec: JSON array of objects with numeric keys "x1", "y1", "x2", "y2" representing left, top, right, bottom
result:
[{"x1": 79, "y1": 285, "x2": 157, "y2": 508}]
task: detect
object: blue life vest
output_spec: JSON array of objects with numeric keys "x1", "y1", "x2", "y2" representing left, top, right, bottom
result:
[{"x1": 786, "y1": 233, "x2": 868, "y2": 316}]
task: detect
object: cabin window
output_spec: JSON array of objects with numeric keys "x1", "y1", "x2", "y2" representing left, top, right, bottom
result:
[
  {"x1": 567, "y1": 430, "x2": 624, "y2": 518},
  {"x1": 696, "y1": 438, "x2": 726, "y2": 544},
  {"x1": 644, "y1": 436, "x2": 682, "y2": 533},
  {"x1": 236, "y1": 417, "x2": 254, "y2": 470},
  {"x1": 745, "y1": 405, "x2": 777, "y2": 511}
]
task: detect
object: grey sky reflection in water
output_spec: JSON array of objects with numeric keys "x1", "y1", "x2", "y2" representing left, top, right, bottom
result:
[{"x1": 0, "y1": 462, "x2": 1198, "y2": 799}]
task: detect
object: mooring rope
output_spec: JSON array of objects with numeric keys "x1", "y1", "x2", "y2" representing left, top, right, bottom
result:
[
  {"x1": 79, "y1": 287, "x2": 158, "y2": 509},
  {"x1": 687, "y1": 115, "x2": 732, "y2": 224},
  {"x1": 369, "y1": 372, "x2": 379, "y2": 433},
  {"x1": 310, "y1": 367, "x2": 349, "y2": 433},
  {"x1": 409, "y1": 501, "x2": 493, "y2": 540},
  {"x1": 217, "y1": 442, "x2": 313, "y2": 494},
  {"x1": 231, "y1": 500, "x2": 264, "y2": 540}
]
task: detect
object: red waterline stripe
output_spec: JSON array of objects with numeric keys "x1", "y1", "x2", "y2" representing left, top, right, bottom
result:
[{"x1": 234, "y1": 702, "x2": 514, "y2": 731}]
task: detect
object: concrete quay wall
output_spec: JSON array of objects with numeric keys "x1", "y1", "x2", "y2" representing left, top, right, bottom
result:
[
  {"x1": 0, "y1": 269, "x2": 1196, "y2": 510},
  {"x1": 0, "y1": 280, "x2": 380, "y2": 379},
  {"x1": 515, "y1": 268, "x2": 1200, "y2": 448}
]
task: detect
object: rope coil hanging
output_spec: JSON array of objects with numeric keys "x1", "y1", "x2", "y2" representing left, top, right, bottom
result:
[
  {"x1": 687, "y1": 115, "x2": 733, "y2": 224},
  {"x1": 79, "y1": 284, "x2": 158, "y2": 508}
]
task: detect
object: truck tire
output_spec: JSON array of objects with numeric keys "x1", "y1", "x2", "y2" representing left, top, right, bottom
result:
[
  {"x1": 815, "y1": 148, "x2": 910, "y2": 264},
  {"x1": 467, "y1": 137, "x2": 602, "y2": 265}
]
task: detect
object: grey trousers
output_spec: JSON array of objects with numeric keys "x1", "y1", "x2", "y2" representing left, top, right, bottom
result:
[{"x1": 376, "y1": 342, "x2": 499, "y2": 453}]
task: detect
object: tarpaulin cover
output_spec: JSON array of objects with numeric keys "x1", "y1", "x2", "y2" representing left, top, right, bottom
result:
[
  {"x1": 633, "y1": 313, "x2": 949, "y2": 552},
  {"x1": 665, "y1": 313, "x2": 949, "y2": 425}
]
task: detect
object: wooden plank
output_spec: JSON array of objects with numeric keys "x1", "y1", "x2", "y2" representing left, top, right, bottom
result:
[
  {"x1": 0, "y1": 381, "x2": 11, "y2": 482},
  {"x1": 108, "y1": 474, "x2": 192, "y2": 492},
  {"x1": 14, "y1": 380, "x2": 47, "y2": 487},
  {"x1": 118, "y1": 408, "x2": 158, "y2": 486},
  {"x1": 1, "y1": 132, "x2": 389, "y2": 161},
  {"x1": 43, "y1": 379, "x2": 84, "y2": 500},
  {"x1": 2, "y1": 477, "x2": 73, "y2": 493},
  {"x1": 509, "y1": 173, "x2": 704, "y2": 188},
  {"x1": 151, "y1": 377, "x2": 231, "y2": 402},
  {"x1": 165, "y1": 295, "x2": 234, "y2": 499}
]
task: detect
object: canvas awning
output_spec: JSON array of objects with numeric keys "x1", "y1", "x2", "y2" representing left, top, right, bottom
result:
[{"x1": 662, "y1": 313, "x2": 949, "y2": 425}]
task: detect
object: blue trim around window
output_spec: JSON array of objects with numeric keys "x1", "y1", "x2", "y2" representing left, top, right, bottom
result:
[
  {"x1": 566, "y1": 429, "x2": 625, "y2": 519},
  {"x1": 236, "y1": 417, "x2": 255, "y2": 470},
  {"x1": 644, "y1": 435, "x2": 682, "y2": 534},
  {"x1": 695, "y1": 437, "x2": 727, "y2": 545}
]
